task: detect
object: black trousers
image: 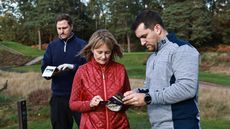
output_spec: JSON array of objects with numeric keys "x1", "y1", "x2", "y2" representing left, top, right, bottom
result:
[{"x1": 50, "y1": 96, "x2": 81, "y2": 129}]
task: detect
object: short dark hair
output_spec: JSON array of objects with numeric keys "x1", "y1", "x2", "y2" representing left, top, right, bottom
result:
[
  {"x1": 131, "y1": 10, "x2": 165, "y2": 31},
  {"x1": 55, "y1": 14, "x2": 73, "y2": 26}
]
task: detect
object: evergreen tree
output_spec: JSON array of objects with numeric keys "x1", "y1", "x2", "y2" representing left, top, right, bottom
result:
[
  {"x1": 209, "y1": 0, "x2": 230, "y2": 44},
  {"x1": 163, "y1": 0, "x2": 212, "y2": 47}
]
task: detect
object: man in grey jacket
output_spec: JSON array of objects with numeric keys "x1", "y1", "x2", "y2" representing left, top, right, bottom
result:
[{"x1": 123, "y1": 10, "x2": 201, "y2": 129}]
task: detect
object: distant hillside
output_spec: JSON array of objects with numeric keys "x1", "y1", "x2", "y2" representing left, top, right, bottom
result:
[
  {"x1": 0, "y1": 41, "x2": 44, "y2": 67},
  {"x1": 0, "y1": 41, "x2": 44, "y2": 57},
  {"x1": 0, "y1": 49, "x2": 32, "y2": 67}
]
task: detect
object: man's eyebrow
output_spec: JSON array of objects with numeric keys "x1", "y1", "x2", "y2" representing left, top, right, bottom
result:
[
  {"x1": 57, "y1": 26, "x2": 68, "y2": 29},
  {"x1": 139, "y1": 34, "x2": 147, "y2": 38}
]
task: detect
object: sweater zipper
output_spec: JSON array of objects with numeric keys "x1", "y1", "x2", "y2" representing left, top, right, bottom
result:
[
  {"x1": 62, "y1": 32, "x2": 74, "y2": 53},
  {"x1": 64, "y1": 41, "x2": 67, "y2": 52},
  {"x1": 102, "y1": 67, "x2": 109, "y2": 129}
]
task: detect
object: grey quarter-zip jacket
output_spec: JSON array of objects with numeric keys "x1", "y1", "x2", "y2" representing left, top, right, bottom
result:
[{"x1": 142, "y1": 33, "x2": 201, "y2": 129}]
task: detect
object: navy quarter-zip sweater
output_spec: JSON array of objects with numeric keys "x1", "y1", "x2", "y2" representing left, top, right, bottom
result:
[{"x1": 41, "y1": 34, "x2": 86, "y2": 96}]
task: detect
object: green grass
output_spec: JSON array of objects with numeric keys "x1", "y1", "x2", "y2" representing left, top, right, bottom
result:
[
  {"x1": 1, "y1": 105, "x2": 230, "y2": 129},
  {"x1": 0, "y1": 41, "x2": 44, "y2": 57},
  {"x1": 0, "y1": 94, "x2": 18, "y2": 129},
  {"x1": 128, "y1": 107, "x2": 230, "y2": 129},
  {"x1": 1, "y1": 93, "x2": 230, "y2": 129},
  {"x1": 128, "y1": 108, "x2": 230, "y2": 129},
  {"x1": 117, "y1": 52, "x2": 150, "y2": 78},
  {"x1": 199, "y1": 71, "x2": 230, "y2": 87},
  {"x1": 0, "y1": 94, "x2": 11, "y2": 106},
  {"x1": 118, "y1": 52, "x2": 230, "y2": 87},
  {"x1": 201, "y1": 119, "x2": 230, "y2": 129},
  {"x1": 10, "y1": 64, "x2": 42, "y2": 72},
  {"x1": 2, "y1": 120, "x2": 51, "y2": 129},
  {"x1": 127, "y1": 107, "x2": 151, "y2": 129},
  {"x1": 28, "y1": 120, "x2": 52, "y2": 129}
]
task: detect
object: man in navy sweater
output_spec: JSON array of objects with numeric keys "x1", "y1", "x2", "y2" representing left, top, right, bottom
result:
[{"x1": 41, "y1": 14, "x2": 86, "y2": 129}]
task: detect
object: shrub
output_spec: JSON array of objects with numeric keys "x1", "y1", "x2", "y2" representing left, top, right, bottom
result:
[{"x1": 28, "y1": 89, "x2": 50, "y2": 105}]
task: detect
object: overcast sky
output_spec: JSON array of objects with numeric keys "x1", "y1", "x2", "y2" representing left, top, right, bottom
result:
[{"x1": 81, "y1": 0, "x2": 89, "y2": 5}]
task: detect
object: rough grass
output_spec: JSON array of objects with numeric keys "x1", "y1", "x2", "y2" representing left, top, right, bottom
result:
[
  {"x1": 0, "y1": 70, "x2": 50, "y2": 97},
  {"x1": 130, "y1": 79, "x2": 230, "y2": 121},
  {"x1": 0, "y1": 72, "x2": 229, "y2": 120},
  {"x1": 0, "y1": 72, "x2": 230, "y2": 129},
  {"x1": 200, "y1": 52, "x2": 230, "y2": 75},
  {"x1": 199, "y1": 86, "x2": 230, "y2": 119}
]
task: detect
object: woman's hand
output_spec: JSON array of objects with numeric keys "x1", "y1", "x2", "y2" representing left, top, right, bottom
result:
[{"x1": 90, "y1": 95, "x2": 103, "y2": 108}]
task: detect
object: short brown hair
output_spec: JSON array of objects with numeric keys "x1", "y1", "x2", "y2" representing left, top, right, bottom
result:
[{"x1": 55, "y1": 14, "x2": 73, "y2": 26}]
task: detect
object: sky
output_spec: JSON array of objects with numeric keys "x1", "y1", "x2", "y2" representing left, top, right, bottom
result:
[{"x1": 81, "y1": 0, "x2": 89, "y2": 5}]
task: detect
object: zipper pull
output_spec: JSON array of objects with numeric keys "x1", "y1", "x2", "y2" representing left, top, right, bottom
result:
[
  {"x1": 64, "y1": 41, "x2": 67, "y2": 52},
  {"x1": 102, "y1": 73, "x2": 105, "y2": 80}
]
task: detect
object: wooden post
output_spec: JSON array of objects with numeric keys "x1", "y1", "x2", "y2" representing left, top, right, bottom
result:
[
  {"x1": 17, "y1": 99, "x2": 27, "y2": 129},
  {"x1": 127, "y1": 33, "x2": 131, "y2": 53},
  {"x1": 38, "y1": 29, "x2": 41, "y2": 50}
]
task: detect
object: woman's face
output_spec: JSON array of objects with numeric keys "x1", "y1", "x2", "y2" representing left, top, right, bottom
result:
[{"x1": 92, "y1": 43, "x2": 112, "y2": 65}]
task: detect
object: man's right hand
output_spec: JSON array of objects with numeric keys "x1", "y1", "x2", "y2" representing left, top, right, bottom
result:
[
  {"x1": 52, "y1": 70, "x2": 61, "y2": 76},
  {"x1": 122, "y1": 91, "x2": 146, "y2": 106}
]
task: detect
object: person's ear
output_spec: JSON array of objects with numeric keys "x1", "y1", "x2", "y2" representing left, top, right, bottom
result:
[{"x1": 154, "y1": 24, "x2": 162, "y2": 35}]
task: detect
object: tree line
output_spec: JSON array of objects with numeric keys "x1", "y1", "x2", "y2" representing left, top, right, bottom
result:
[{"x1": 0, "y1": 0, "x2": 229, "y2": 51}]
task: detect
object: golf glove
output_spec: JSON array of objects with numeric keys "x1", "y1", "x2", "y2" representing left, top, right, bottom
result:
[{"x1": 57, "y1": 63, "x2": 74, "y2": 71}]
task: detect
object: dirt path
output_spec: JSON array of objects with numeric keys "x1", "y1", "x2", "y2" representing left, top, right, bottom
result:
[{"x1": 199, "y1": 81, "x2": 229, "y2": 89}]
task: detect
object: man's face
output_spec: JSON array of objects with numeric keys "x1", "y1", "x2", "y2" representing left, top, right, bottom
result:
[
  {"x1": 135, "y1": 23, "x2": 159, "y2": 51},
  {"x1": 56, "y1": 20, "x2": 73, "y2": 39}
]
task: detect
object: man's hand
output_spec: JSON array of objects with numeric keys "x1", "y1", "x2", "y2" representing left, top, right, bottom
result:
[
  {"x1": 122, "y1": 90, "x2": 146, "y2": 106},
  {"x1": 57, "y1": 64, "x2": 74, "y2": 71},
  {"x1": 52, "y1": 70, "x2": 61, "y2": 76}
]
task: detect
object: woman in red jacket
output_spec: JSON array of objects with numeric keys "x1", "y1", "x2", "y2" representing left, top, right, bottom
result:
[{"x1": 69, "y1": 29, "x2": 131, "y2": 129}]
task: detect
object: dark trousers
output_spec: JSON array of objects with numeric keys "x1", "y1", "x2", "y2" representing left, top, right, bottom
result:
[{"x1": 50, "y1": 96, "x2": 81, "y2": 129}]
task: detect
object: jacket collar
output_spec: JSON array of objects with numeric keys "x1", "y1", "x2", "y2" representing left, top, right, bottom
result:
[
  {"x1": 59, "y1": 32, "x2": 75, "y2": 42},
  {"x1": 166, "y1": 32, "x2": 177, "y2": 43},
  {"x1": 156, "y1": 32, "x2": 176, "y2": 52},
  {"x1": 90, "y1": 58, "x2": 113, "y2": 71}
]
